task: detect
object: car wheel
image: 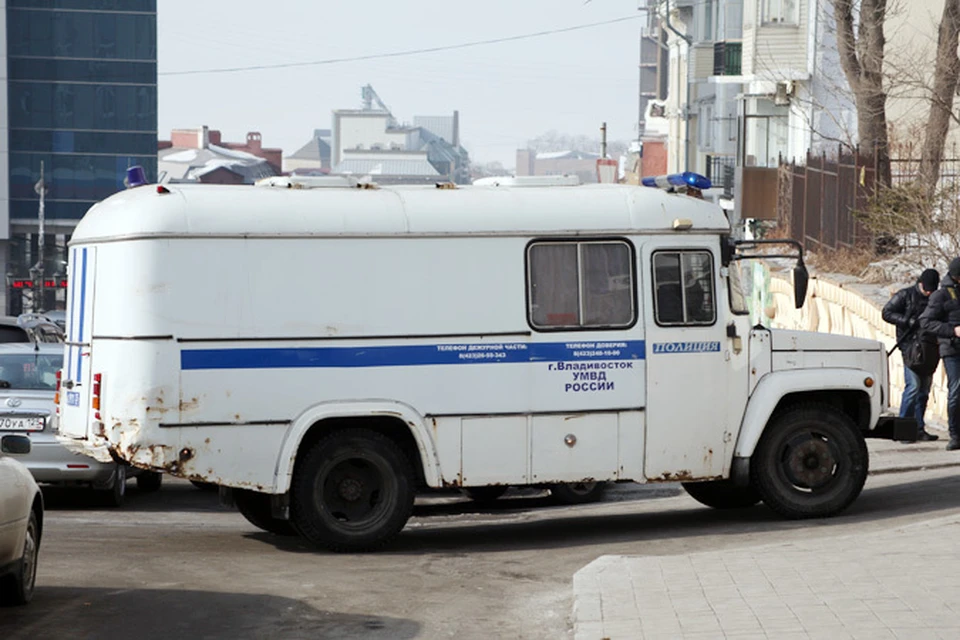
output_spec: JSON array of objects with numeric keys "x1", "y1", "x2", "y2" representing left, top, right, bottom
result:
[
  {"x1": 101, "y1": 464, "x2": 126, "y2": 508},
  {"x1": 291, "y1": 429, "x2": 415, "y2": 552},
  {"x1": 751, "y1": 403, "x2": 868, "y2": 519},
  {"x1": 548, "y1": 481, "x2": 607, "y2": 505},
  {"x1": 234, "y1": 489, "x2": 298, "y2": 536},
  {"x1": 136, "y1": 471, "x2": 163, "y2": 493},
  {"x1": 682, "y1": 480, "x2": 762, "y2": 509},
  {"x1": 0, "y1": 509, "x2": 40, "y2": 606}
]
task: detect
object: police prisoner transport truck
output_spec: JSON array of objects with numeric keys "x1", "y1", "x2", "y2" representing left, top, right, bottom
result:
[{"x1": 55, "y1": 172, "x2": 915, "y2": 552}]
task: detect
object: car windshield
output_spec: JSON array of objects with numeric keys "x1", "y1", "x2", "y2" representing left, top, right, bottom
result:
[{"x1": 0, "y1": 353, "x2": 63, "y2": 390}]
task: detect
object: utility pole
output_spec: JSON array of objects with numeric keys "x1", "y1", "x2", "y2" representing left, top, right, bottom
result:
[
  {"x1": 601, "y1": 122, "x2": 608, "y2": 158},
  {"x1": 31, "y1": 161, "x2": 46, "y2": 312}
]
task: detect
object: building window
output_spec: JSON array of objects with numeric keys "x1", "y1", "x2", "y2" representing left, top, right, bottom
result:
[
  {"x1": 762, "y1": 0, "x2": 799, "y2": 25},
  {"x1": 527, "y1": 240, "x2": 636, "y2": 330},
  {"x1": 652, "y1": 251, "x2": 716, "y2": 326},
  {"x1": 713, "y1": 41, "x2": 742, "y2": 75},
  {"x1": 700, "y1": 0, "x2": 715, "y2": 41},
  {"x1": 699, "y1": 104, "x2": 715, "y2": 150}
]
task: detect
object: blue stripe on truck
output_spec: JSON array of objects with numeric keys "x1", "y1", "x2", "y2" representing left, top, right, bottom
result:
[
  {"x1": 66, "y1": 248, "x2": 77, "y2": 379},
  {"x1": 76, "y1": 247, "x2": 88, "y2": 382},
  {"x1": 181, "y1": 340, "x2": 646, "y2": 370}
]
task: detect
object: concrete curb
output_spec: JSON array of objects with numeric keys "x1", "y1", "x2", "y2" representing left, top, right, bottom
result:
[{"x1": 870, "y1": 461, "x2": 960, "y2": 475}]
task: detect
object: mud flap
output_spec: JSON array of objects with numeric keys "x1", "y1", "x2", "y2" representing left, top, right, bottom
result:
[{"x1": 868, "y1": 416, "x2": 918, "y2": 441}]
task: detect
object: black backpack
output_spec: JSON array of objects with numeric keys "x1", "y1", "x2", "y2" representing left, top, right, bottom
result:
[{"x1": 904, "y1": 333, "x2": 940, "y2": 376}]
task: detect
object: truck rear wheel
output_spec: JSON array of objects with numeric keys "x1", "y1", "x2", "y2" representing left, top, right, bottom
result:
[
  {"x1": 682, "y1": 480, "x2": 761, "y2": 509},
  {"x1": 234, "y1": 489, "x2": 298, "y2": 536},
  {"x1": 291, "y1": 429, "x2": 415, "y2": 552},
  {"x1": 751, "y1": 403, "x2": 868, "y2": 519}
]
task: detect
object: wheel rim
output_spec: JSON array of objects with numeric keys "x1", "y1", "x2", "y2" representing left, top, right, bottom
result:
[
  {"x1": 778, "y1": 430, "x2": 842, "y2": 492},
  {"x1": 22, "y1": 518, "x2": 37, "y2": 597},
  {"x1": 315, "y1": 452, "x2": 395, "y2": 532}
]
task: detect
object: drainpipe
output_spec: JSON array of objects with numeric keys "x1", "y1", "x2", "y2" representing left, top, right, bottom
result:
[{"x1": 663, "y1": 0, "x2": 692, "y2": 172}]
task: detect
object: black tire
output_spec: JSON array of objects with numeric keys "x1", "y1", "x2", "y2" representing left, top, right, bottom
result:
[
  {"x1": 136, "y1": 471, "x2": 163, "y2": 493},
  {"x1": 462, "y1": 486, "x2": 508, "y2": 503},
  {"x1": 0, "y1": 510, "x2": 40, "y2": 606},
  {"x1": 548, "y1": 481, "x2": 607, "y2": 505},
  {"x1": 101, "y1": 464, "x2": 126, "y2": 508},
  {"x1": 190, "y1": 480, "x2": 219, "y2": 492},
  {"x1": 291, "y1": 429, "x2": 415, "y2": 552},
  {"x1": 682, "y1": 480, "x2": 762, "y2": 509},
  {"x1": 234, "y1": 489, "x2": 298, "y2": 536},
  {"x1": 751, "y1": 403, "x2": 868, "y2": 519}
]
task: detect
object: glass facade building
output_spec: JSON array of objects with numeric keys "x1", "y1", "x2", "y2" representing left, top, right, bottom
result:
[{"x1": 2, "y1": 0, "x2": 157, "y2": 311}]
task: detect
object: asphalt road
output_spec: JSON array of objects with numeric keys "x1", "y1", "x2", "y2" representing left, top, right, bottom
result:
[{"x1": 3, "y1": 469, "x2": 960, "y2": 639}]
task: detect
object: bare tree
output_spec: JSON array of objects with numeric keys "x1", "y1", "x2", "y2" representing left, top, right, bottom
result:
[
  {"x1": 918, "y1": 0, "x2": 960, "y2": 195},
  {"x1": 835, "y1": 0, "x2": 892, "y2": 185}
]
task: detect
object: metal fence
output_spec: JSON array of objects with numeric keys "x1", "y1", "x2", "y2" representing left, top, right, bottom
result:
[
  {"x1": 778, "y1": 147, "x2": 960, "y2": 252},
  {"x1": 706, "y1": 155, "x2": 736, "y2": 196},
  {"x1": 778, "y1": 149, "x2": 875, "y2": 252}
]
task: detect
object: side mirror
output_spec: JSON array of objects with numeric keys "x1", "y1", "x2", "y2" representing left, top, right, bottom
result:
[
  {"x1": 1, "y1": 434, "x2": 32, "y2": 455},
  {"x1": 793, "y1": 263, "x2": 809, "y2": 309}
]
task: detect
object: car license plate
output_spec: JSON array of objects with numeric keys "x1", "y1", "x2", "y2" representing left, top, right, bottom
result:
[
  {"x1": 67, "y1": 391, "x2": 80, "y2": 407},
  {"x1": 0, "y1": 415, "x2": 44, "y2": 431}
]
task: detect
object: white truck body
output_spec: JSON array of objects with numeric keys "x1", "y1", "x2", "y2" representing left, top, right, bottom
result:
[{"x1": 56, "y1": 178, "x2": 910, "y2": 550}]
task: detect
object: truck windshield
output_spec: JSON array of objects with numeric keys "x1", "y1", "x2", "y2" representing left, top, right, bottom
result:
[{"x1": 0, "y1": 353, "x2": 63, "y2": 390}]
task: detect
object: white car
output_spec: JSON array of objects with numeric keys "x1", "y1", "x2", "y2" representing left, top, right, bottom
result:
[{"x1": 0, "y1": 434, "x2": 42, "y2": 605}]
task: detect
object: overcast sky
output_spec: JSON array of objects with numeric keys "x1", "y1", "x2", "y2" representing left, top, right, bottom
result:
[{"x1": 157, "y1": 0, "x2": 645, "y2": 169}]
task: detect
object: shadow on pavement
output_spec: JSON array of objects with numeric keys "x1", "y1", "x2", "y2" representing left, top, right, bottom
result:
[
  {"x1": 0, "y1": 587, "x2": 420, "y2": 640},
  {"x1": 40, "y1": 479, "x2": 226, "y2": 513},
  {"x1": 247, "y1": 472, "x2": 960, "y2": 556}
]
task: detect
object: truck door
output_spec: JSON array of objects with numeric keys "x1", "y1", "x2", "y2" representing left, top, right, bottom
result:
[
  {"x1": 642, "y1": 242, "x2": 749, "y2": 480},
  {"x1": 59, "y1": 246, "x2": 97, "y2": 439}
]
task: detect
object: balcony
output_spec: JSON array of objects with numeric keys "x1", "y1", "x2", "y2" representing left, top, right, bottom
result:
[{"x1": 713, "y1": 41, "x2": 742, "y2": 76}]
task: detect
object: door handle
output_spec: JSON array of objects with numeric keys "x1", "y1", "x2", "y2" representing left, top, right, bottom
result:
[{"x1": 727, "y1": 322, "x2": 743, "y2": 355}]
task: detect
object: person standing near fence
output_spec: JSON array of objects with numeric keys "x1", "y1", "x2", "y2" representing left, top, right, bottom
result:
[
  {"x1": 884, "y1": 268, "x2": 941, "y2": 442},
  {"x1": 920, "y1": 260, "x2": 960, "y2": 451}
]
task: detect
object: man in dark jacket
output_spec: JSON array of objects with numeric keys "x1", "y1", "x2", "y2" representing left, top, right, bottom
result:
[
  {"x1": 884, "y1": 268, "x2": 941, "y2": 442},
  {"x1": 920, "y1": 258, "x2": 960, "y2": 450}
]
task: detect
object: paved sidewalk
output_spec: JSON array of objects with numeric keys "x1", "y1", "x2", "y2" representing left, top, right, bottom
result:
[
  {"x1": 573, "y1": 434, "x2": 960, "y2": 640},
  {"x1": 867, "y1": 430, "x2": 960, "y2": 475}
]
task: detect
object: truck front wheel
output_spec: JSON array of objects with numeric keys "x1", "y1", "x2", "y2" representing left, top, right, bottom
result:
[
  {"x1": 751, "y1": 403, "x2": 868, "y2": 519},
  {"x1": 682, "y1": 480, "x2": 761, "y2": 509},
  {"x1": 291, "y1": 429, "x2": 415, "y2": 552}
]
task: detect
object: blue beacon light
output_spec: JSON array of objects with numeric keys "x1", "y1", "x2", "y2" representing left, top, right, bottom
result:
[
  {"x1": 641, "y1": 172, "x2": 712, "y2": 190},
  {"x1": 124, "y1": 165, "x2": 148, "y2": 189}
]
